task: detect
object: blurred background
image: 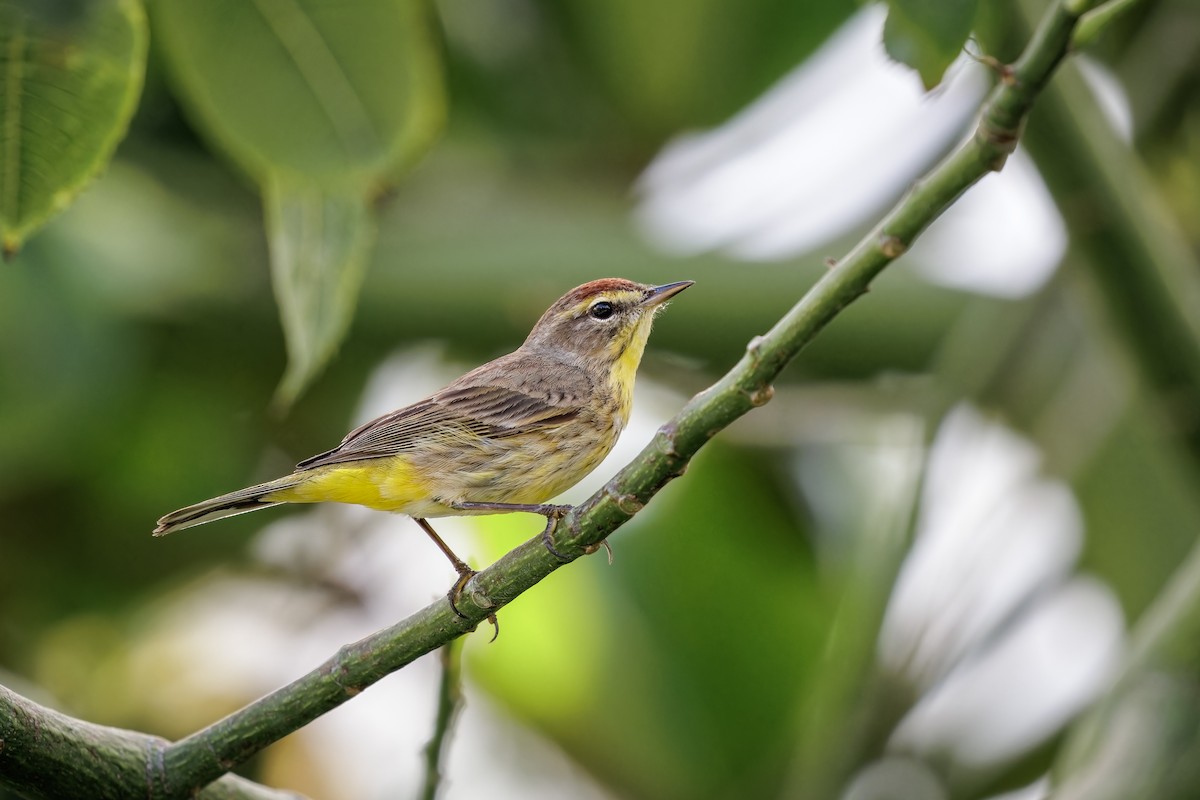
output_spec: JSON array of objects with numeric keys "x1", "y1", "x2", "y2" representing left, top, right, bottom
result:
[{"x1": 2, "y1": 0, "x2": 1200, "y2": 798}]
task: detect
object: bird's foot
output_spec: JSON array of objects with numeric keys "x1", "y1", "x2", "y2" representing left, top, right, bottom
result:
[
  {"x1": 538, "y1": 506, "x2": 575, "y2": 562},
  {"x1": 446, "y1": 568, "x2": 499, "y2": 642}
]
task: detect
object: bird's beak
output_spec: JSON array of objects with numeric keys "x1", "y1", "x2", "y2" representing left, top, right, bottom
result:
[{"x1": 641, "y1": 280, "x2": 694, "y2": 308}]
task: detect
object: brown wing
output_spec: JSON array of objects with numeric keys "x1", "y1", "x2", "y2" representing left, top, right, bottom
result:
[{"x1": 295, "y1": 383, "x2": 584, "y2": 470}]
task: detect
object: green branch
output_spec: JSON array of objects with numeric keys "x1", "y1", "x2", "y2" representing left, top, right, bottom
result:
[
  {"x1": 420, "y1": 641, "x2": 464, "y2": 800},
  {"x1": 2, "y1": 0, "x2": 1112, "y2": 797},
  {"x1": 0, "y1": 684, "x2": 304, "y2": 800}
]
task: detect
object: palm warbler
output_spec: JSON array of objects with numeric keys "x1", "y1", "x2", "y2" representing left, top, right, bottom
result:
[{"x1": 154, "y1": 278, "x2": 691, "y2": 605}]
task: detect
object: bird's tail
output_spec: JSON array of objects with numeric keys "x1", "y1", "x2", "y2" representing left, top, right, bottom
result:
[{"x1": 153, "y1": 475, "x2": 304, "y2": 536}]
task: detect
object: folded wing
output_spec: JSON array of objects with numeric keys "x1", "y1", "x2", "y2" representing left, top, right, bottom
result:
[{"x1": 296, "y1": 384, "x2": 584, "y2": 470}]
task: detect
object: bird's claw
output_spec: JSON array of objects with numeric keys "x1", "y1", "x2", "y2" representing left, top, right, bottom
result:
[
  {"x1": 447, "y1": 570, "x2": 475, "y2": 620},
  {"x1": 542, "y1": 504, "x2": 573, "y2": 519},
  {"x1": 542, "y1": 525, "x2": 572, "y2": 562},
  {"x1": 540, "y1": 511, "x2": 573, "y2": 562},
  {"x1": 447, "y1": 569, "x2": 500, "y2": 641},
  {"x1": 583, "y1": 539, "x2": 614, "y2": 565}
]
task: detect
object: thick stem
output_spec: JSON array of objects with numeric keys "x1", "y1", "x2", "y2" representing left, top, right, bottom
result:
[
  {"x1": 0, "y1": 684, "x2": 303, "y2": 800},
  {"x1": 420, "y1": 641, "x2": 464, "y2": 800}
]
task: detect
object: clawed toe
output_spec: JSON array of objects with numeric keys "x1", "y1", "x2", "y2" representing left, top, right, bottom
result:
[
  {"x1": 542, "y1": 524, "x2": 572, "y2": 562},
  {"x1": 446, "y1": 570, "x2": 475, "y2": 620},
  {"x1": 583, "y1": 539, "x2": 614, "y2": 565},
  {"x1": 543, "y1": 504, "x2": 572, "y2": 519},
  {"x1": 446, "y1": 570, "x2": 500, "y2": 640}
]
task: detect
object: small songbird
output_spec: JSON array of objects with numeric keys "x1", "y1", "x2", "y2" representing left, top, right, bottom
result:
[{"x1": 154, "y1": 278, "x2": 692, "y2": 610}]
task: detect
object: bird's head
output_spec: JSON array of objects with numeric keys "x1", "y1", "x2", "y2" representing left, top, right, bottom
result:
[{"x1": 523, "y1": 279, "x2": 693, "y2": 375}]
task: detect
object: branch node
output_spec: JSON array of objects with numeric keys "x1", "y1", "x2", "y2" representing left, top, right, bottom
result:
[
  {"x1": 329, "y1": 648, "x2": 364, "y2": 696},
  {"x1": 605, "y1": 485, "x2": 645, "y2": 516},
  {"x1": 965, "y1": 44, "x2": 1017, "y2": 86},
  {"x1": 467, "y1": 581, "x2": 495, "y2": 610},
  {"x1": 879, "y1": 234, "x2": 907, "y2": 259},
  {"x1": 977, "y1": 113, "x2": 1025, "y2": 162},
  {"x1": 745, "y1": 384, "x2": 775, "y2": 407},
  {"x1": 145, "y1": 737, "x2": 167, "y2": 797},
  {"x1": 656, "y1": 424, "x2": 684, "y2": 460}
]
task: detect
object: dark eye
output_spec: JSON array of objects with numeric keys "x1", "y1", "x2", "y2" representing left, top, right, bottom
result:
[{"x1": 590, "y1": 301, "x2": 614, "y2": 320}]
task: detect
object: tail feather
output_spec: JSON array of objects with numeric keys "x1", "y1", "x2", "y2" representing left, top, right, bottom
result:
[{"x1": 153, "y1": 475, "x2": 303, "y2": 536}]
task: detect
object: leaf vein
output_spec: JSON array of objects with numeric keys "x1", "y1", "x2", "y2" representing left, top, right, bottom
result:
[
  {"x1": 249, "y1": 0, "x2": 381, "y2": 163},
  {"x1": 3, "y1": 16, "x2": 27, "y2": 225}
]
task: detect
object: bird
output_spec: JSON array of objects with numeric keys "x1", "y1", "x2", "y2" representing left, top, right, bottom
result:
[{"x1": 154, "y1": 278, "x2": 692, "y2": 617}]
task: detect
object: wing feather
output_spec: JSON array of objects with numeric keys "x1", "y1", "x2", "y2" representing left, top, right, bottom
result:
[{"x1": 296, "y1": 383, "x2": 585, "y2": 470}]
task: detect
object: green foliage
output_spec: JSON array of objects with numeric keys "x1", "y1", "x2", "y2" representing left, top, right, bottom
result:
[
  {"x1": 149, "y1": 0, "x2": 443, "y2": 185},
  {"x1": 3, "y1": 0, "x2": 1200, "y2": 798},
  {"x1": 265, "y1": 177, "x2": 375, "y2": 407},
  {"x1": 0, "y1": 0, "x2": 146, "y2": 255},
  {"x1": 883, "y1": 0, "x2": 979, "y2": 88},
  {"x1": 537, "y1": 0, "x2": 858, "y2": 134},
  {"x1": 1073, "y1": 0, "x2": 1141, "y2": 49},
  {"x1": 151, "y1": 0, "x2": 445, "y2": 402}
]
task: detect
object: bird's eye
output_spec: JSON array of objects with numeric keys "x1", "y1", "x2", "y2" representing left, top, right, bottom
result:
[{"x1": 590, "y1": 301, "x2": 614, "y2": 320}]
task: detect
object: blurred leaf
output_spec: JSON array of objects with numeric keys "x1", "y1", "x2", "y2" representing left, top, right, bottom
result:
[
  {"x1": 790, "y1": 423, "x2": 927, "y2": 799},
  {"x1": 1073, "y1": 0, "x2": 1141, "y2": 51},
  {"x1": 266, "y1": 176, "x2": 374, "y2": 408},
  {"x1": 538, "y1": 0, "x2": 859, "y2": 136},
  {"x1": 581, "y1": 446, "x2": 823, "y2": 798},
  {"x1": 149, "y1": 0, "x2": 444, "y2": 184},
  {"x1": 1053, "y1": 538, "x2": 1200, "y2": 800},
  {"x1": 151, "y1": 0, "x2": 445, "y2": 400},
  {"x1": 883, "y1": 0, "x2": 978, "y2": 89},
  {"x1": 0, "y1": 0, "x2": 147, "y2": 256}
]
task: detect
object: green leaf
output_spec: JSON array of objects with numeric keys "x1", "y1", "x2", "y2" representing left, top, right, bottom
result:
[
  {"x1": 1072, "y1": 0, "x2": 1140, "y2": 50},
  {"x1": 0, "y1": 0, "x2": 147, "y2": 256},
  {"x1": 150, "y1": 0, "x2": 443, "y2": 184},
  {"x1": 883, "y1": 0, "x2": 979, "y2": 89},
  {"x1": 266, "y1": 175, "x2": 375, "y2": 409},
  {"x1": 152, "y1": 0, "x2": 445, "y2": 400},
  {"x1": 541, "y1": 0, "x2": 859, "y2": 135}
]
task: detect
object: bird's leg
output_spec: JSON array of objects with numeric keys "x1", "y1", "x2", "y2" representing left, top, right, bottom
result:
[
  {"x1": 414, "y1": 517, "x2": 498, "y2": 639},
  {"x1": 449, "y1": 501, "x2": 574, "y2": 561},
  {"x1": 414, "y1": 516, "x2": 475, "y2": 580}
]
